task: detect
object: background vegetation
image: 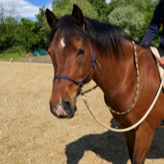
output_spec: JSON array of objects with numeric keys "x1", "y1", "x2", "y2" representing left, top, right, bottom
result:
[{"x1": 0, "y1": 0, "x2": 162, "y2": 55}]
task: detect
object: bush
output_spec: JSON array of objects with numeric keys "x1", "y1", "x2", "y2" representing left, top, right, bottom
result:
[{"x1": 5, "y1": 46, "x2": 24, "y2": 53}]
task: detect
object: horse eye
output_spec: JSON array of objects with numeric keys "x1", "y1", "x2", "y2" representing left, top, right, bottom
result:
[{"x1": 77, "y1": 49, "x2": 85, "y2": 56}]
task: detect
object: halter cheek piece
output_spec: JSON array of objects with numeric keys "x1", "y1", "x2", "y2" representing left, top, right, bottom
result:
[{"x1": 53, "y1": 43, "x2": 104, "y2": 91}]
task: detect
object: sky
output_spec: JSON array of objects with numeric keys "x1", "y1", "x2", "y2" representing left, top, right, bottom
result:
[
  {"x1": 0, "y1": 0, "x2": 53, "y2": 21},
  {"x1": 0, "y1": 0, "x2": 110, "y2": 21}
]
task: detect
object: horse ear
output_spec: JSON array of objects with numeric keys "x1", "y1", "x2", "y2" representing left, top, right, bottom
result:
[
  {"x1": 46, "y1": 9, "x2": 58, "y2": 28},
  {"x1": 72, "y1": 4, "x2": 84, "y2": 27}
]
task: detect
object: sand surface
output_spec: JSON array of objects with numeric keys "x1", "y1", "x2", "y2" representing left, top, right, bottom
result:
[{"x1": 0, "y1": 61, "x2": 164, "y2": 164}]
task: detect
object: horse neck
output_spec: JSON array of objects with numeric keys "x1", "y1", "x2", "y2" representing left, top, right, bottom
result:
[{"x1": 92, "y1": 40, "x2": 137, "y2": 108}]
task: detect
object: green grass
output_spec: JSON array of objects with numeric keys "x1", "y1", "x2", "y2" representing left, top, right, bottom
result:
[
  {"x1": 0, "y1": 52, "x2": 49, "y2": 62},
  {"x1": 0, "y1": 52, "x2": 27, "y2": 62}
]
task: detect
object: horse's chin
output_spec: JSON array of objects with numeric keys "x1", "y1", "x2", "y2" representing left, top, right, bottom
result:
[
  {"x1": 66, "y1": 106, "x2": 77, "y2": 119},
  {"x1": 68, "y1": 106, "x2": 77, "y2": 118}
]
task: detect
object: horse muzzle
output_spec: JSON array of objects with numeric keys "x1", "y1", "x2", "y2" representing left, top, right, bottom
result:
[{"x1": 49, "y1": 98, "x2": 77, "y2": 118}]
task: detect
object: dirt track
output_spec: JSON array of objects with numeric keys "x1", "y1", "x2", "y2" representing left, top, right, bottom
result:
[{"x1": 0, "y1": 60, "x2": 164, "y2": 164}]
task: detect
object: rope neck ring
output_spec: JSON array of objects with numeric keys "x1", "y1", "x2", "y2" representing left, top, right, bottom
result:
[{"x1": 107, "y1": 41, "x2": 139, "y2": 115}]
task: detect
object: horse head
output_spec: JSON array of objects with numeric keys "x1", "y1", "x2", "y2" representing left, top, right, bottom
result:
[{"x1": 46, "y1": 5, "x2": 93, "y2": 118}]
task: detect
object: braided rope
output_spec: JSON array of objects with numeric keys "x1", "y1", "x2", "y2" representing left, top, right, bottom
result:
[
  {"x1": 108, "y1": 41, "x2": 139, "y2": 115},
  {"x1": 81, "y1": 41, "x2": 164, "y2": 132}
]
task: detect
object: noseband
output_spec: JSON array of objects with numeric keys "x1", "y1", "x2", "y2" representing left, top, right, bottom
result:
[{"x1": 53, "y1": 43, "x2": 103, "y2": 91}]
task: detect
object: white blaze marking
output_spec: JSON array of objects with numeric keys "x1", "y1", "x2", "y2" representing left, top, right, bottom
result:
[
  {"x1": 56, "y1": 97, "x2": 66, "y2": 116},
  {"x1": 61, "y1": 38, "x2": 65, "y2": 47}
]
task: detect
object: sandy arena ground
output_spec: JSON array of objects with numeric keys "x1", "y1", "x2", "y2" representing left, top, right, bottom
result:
[{"x1": 0, "y1": 60, "x2": 164, "y2": 164}]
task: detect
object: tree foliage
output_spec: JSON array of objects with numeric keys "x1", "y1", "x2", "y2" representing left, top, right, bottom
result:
[
  {"x1": 87, "y1": 0, "x2": 108, "y2": 21},
  {"x1": 52, "y1": 0, "x2": 98, "y2": 19},
  {"x1": 0, "y1": 0, "x2": 163, "y2": 51},
  {"x1": 108, "y1": 6, "x2": 144, "y2": 39},
  {"x1": 18, "y1": 18, "x2": 40, "y2": 51},
  {"x1": 52, "y1": 0, "x2": 70, "y2": 9},
  {"x1": 0, "y1": 5, "x2": 49, "y2": 51},
  {"x1": 35, "y1": 6, "x2": 49, "y2": 49},
  {"x1": 0, "y1": 4, "x2": 20, "y2": 50},
  {"x1": 107, "y1": 0, "x2": 162, "y2": 44}
]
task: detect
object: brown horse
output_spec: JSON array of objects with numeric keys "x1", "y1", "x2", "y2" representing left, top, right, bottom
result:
[{"x1": 46, "y1": 4, "x2": 164, "y2": 164}]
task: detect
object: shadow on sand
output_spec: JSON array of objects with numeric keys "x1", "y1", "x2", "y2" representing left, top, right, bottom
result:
[{"x1": 65, "y1": 119, "x2": 164, "y2": 164}]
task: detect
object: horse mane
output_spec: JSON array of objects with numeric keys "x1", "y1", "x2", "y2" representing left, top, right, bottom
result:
[{"x1": 48, "y1": 15, "x2": 132, "y2": 59}]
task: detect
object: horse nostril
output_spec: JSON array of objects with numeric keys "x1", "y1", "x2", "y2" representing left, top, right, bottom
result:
[{"x1": 63, "y1": 101, "x2": 71, "y2": 113}]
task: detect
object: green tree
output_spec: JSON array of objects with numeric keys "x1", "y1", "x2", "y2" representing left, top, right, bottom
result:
[
  {"x1": 107, "y1": 0, "x2": 153, "y2": 13},
  {"x1": 87, "y1": 0, "x2": 108, "y2": 21},
  {"x1": 35, "y1": 6, "x2": 49, "y2": 49},
  {"x1": 107, "y1": 0, "x2": 124, "y2": 14},
  {"x1": 52, "y1": 0, "x2": 70, "y2": 9},
  {"x1": 107, "y1": 0, "x2": 161, "y2": 42},
  {"x1": 108, "y1": 6, "x2": 144, "y2": 40},
  {"x1": 0, "y1": 4, "x2": 5, "y2": 50},
  {"x1": 0, "y1": 5, "x2": 20, "y2": 50},
  {"x1": 4, "y1": 17, "x2": 19, "y2": 48},
  {"x1": 18, "y1": 18, "x2": 40, "y2": 51},
  {"x1": 52, "y1": 0, "x2": 98, "y2": 19},
  {"x1": 0, "y1": 4, "x2": 50, "y2": 52},
  {"x1": 0, "y1": 4, "x2": 4, "y2": 23}
]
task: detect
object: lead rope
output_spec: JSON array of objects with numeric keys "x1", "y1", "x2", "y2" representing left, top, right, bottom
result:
[{"x1": 81, "y1": 42, "x2": 164, "y2": 132}]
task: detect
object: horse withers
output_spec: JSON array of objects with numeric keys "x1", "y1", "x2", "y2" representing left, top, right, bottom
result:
[{"x1": 46, "y1": 5, "x2": 164, "y2": 164}]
